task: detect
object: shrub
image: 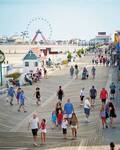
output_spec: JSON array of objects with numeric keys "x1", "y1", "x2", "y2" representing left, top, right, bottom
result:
[
  {"x1": 5, "y1": 72, "x2": 21, "y2": 80},
  {"x1": 67, "y1": 51, "x2": 72, "y2": 61},
  {"x1": 62, "y1": 60, "x2": 68, "y2": 65},
  {"x1": 76, "y1": 49, "x2": 81, "y2": 57},
  {"x1": 80, "y1": 48, "x2": 84, "y2": 54}
]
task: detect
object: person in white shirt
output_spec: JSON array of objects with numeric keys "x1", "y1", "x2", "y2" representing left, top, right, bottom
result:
[
  {"x1": 61, "y1": 116, "x2": 68, "y2": 139},
  {"x1": 28, "y1": 113, "x2": 39, "y2": 146},
  {"x1": 84, "y1": 97, "x2": 91, "y2": 122},
  {"x1": 80, "y1": 88, "x2": 85, "y2": 105}
]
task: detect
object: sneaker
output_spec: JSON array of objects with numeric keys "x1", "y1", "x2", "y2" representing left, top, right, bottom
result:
[
  {"x1": 10, "y1": 102, "x2": 13, "y2": 106},
  {"x1": 33, "y1": 143, "x2": 37, "y2": 146},
  {"x1": 24, "y1": 110, "x2": 27, "y2": 113},
  {"x1": 106, "y1": 125, "x2": 108, "y2": 128},
  {"x1": 18, "y1": 109, "x2": 20, "y2": 112},
  {"x1": 85, "y1": 118, "x2": 89, "y2": 123}
]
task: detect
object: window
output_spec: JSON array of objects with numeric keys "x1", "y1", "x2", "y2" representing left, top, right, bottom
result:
[
  {"x1": 25, "y1": 62, "x2": 29, "y2": 67},
  {"x1": 35, "y1": 62, "x2": 38, "y2": 67}
]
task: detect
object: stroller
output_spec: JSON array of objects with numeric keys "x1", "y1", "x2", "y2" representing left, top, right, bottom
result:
[{"x1": 82, "y1": 70, "x2": 89, "y2": 80}]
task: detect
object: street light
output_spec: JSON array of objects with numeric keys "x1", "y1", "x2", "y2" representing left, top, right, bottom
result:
[{"x1": 0, "y1": 50, "x2": 5, "y2": 86}]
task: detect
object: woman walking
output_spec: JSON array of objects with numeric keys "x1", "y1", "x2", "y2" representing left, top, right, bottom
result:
[
  {"x1": 109, "y1": 102, "x2": 116, "y2": 128},
  {"x1": 55, "y1": 101, "x2": 63, "y2": 118},
  {"x1": 70, "y1": 112, "x2": 78, "y2": 139},
  {"x1": 84, "y1": 97, "x2": 91, "y2": 123}
]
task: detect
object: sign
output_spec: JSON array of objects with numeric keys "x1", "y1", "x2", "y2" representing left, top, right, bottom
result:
[{"x1": 98, "y1": 32, "x2": 106, "y2": 35}]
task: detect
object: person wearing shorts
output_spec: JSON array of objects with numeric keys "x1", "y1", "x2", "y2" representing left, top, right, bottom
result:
[
  {"x1": 70, "y1": 113, "x2": 78, "y2": 139},
  {"x1": 28, "y1": 113, "x2": 39, "y2": 146},
  {"x1": 18, "y1": 90, "x2": 27, "y2": 113},
  {"x1": 80, "y1": 88, "x2": 85, "y2": 105},
  {"x1": 39, "y1": 119, "x2": 47, "y2": 144},
  {"x1": 84, "y1": 97, "x2": 91, "y2": 122},
  {"x1": 64, "y1": 99, "x2": 74, "y2": 123},
  {"x1": 89, "y1": 86, "x2": 97, "y2": 107},
  {"x1": 33, "y1": 87, "x2": 41, "y2": 106}
]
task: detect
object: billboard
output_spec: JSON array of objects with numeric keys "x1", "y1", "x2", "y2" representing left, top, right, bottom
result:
[{"x1": 114, "y1": 32, "x2": 120, "y2": 53}]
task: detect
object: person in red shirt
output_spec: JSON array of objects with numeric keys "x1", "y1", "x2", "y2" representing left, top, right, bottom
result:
[
  {"x1": 100, "y1": 88, "x2": 108, "y2": 104},
  {"x1": 57, "y1": 109, "x2": 63, "y2": 127}
]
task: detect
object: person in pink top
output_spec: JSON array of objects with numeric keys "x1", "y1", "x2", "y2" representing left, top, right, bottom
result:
[
  {"x1": 100, "y1": 88, "x2": 108, "y2": 104},
  {"x1": 39, "y1": 119, "x2": 46, "y2": 144}
]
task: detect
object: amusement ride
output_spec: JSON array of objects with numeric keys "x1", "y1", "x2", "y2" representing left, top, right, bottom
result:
[{"x1": 21, "y1": 17, "x2": 52, "y2": 44}]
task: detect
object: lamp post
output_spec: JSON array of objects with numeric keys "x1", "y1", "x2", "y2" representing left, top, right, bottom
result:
[{"x1": 0, "y1": 50, "x2": 5, "y2": 86}]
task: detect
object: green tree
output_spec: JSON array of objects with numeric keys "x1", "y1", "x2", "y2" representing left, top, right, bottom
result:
[
  {"x1": 67, "y1": 51, "x2": 72, "y2": 62},
  {"x1": 76, "y1": 49, "x2": 81, "y2": 57}
]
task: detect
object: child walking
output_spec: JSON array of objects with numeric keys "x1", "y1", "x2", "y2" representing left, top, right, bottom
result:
[
  {"x1": 61, "y1": 116, "x2": 68, "y2": 139},
  {"x1": 18, "y1": 90, "x2": 27, "y2": 112},
  {"x1": 39, "y1": 119, "x2": 47, "y2": 144},
  {"x1": 16, "y1": 87, "x2": 21, "y2": 104},
  {"x1": 51, "y1": 111, "x2": 57, "y2": 129},
  {"x1": 57, "y1": 109, "x2": 63, "y2": 128},
  {"x1": 33, "y1": 87, "x2": 41, "y2": 106},
  {"x1": 100, "y1": 105, "x2": 108, "y2": 129}
]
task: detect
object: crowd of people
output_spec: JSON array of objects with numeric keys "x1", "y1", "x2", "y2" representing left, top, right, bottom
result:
[
  {"x1": 92, "y1": 54, "x2": 112, "y2": 66},
  {"x1": 70, "y1": 65, "x2": 96, "y2": 80},
  {"x1": 5, "y1": 49, "x2": 119, "y2": 148},
  {"x1": 27, "y1": 79, "x2": 117, "y2": 146},
  {"x1": 24, "y1": 68, "x2": 48, "y2": 85}
]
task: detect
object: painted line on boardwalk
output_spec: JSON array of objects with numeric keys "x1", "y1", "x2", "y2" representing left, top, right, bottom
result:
[
  {"x1": 10, "y1": 76, "x2": 74, "y2": 132},
  {"x1": 0, "y1": 122, "x2": 11, "y2": 129},
  {"x1": 10, "y1": 64, "x2": 107, "y2": 132}
]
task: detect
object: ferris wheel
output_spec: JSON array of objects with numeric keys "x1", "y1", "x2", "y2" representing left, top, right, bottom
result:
[{"x1": 23, "y1": 17, "x2": 52, "y2": 44}]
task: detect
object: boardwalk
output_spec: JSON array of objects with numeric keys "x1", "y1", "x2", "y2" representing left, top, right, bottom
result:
[{"x1": 0, "y1": 54, "x2": 119, "y2": 150}]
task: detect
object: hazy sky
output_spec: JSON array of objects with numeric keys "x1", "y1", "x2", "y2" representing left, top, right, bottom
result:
[{"x1": 0, "y1": 0, "x2": 120, "y2": 40}]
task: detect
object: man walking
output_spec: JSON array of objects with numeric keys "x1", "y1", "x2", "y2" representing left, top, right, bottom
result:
[
  {"x1": 109, "y1": 82, "x2": 116, "y2": 99},
  {"x1": 28, "y1": 113, "x2": 39, "y2": 146},
  {"x1": 64, "y1": 99, "x2": 74, "y2": 122},
  {"x1": 57, "y1": 86, "x2": 64, "y2": 101},
  {"x1": 89, "y1": 86, "x2": 97, "y2": 107},
  {"x1": 70, "y1": 66, "x2": 74, "y2": 79}
]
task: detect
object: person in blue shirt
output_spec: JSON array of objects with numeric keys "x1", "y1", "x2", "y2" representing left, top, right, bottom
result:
[
  {"x1": 7, "y1": 86, "x2": 15, "y2": 106},
  {"x1": 18, "y1": 90, "x2": 27, "y2": 112},
  {"x1": 64, "y1": 99, "x2": 74, "y2": 120}
]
